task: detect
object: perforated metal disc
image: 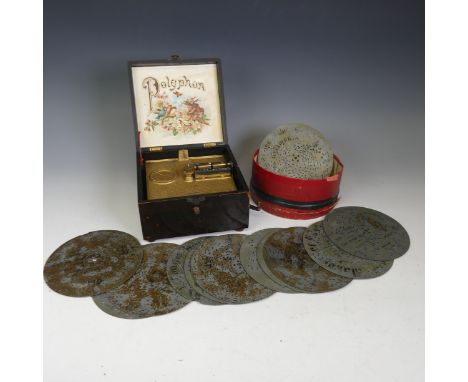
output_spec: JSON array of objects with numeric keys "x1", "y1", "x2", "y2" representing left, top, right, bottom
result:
[
  {"x1": 93, "y1": 243, "x2": 190, "y2": 319},
  {"x1": 257, "y1": 123, "x2": 333, "y2": 179},
  {"x1": 166, "y1": 245, "x2": 199, "y2": 301},
  {"x1": 188, "y1": 235, "x2": 275, "y2": 304},
  {"x1": 182, "y1": 237, "x2": 222, "y2": 305},
  {"x1": 262, "y1": 227, "x2": 352, "y2": 293},
  {"x1": 323, "y1": 207, "x2": 411, "y2": 261},
  {"x1": 303, "y1": 222, "x2": 393, "y2": 279},
  {"x1": 44, "y1": 230, "x2": 143, "y2": 297},
  {"x1": 240, "y1": 229, "x2": 299, "y2": 293},
  {"x1": 256, "y1": 231, "x2": 303, "y2": 293}
]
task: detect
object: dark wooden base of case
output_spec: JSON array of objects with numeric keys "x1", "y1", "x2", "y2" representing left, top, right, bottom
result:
[{"x1": 137, "y1": 145, "x2": 249, "y2": 241}]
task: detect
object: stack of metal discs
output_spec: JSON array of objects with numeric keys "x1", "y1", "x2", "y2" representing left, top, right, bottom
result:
[{"x1": 43, "y1": 206, "x2": 410, "y2": 319}]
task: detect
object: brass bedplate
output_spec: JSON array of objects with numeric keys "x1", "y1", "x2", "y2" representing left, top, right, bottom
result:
[{"x1": 145, "y1": 149, "x2": 237, "y2": 200}]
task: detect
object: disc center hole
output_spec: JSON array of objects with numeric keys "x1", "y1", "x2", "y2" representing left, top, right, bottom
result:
[{"x1": 84, "y1": 251, "x2": 102, "y2": 264}]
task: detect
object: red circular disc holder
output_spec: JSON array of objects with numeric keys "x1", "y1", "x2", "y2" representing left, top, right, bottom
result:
[{"x1": 250, "y1": 149, "x2": 343, "y2": 220}]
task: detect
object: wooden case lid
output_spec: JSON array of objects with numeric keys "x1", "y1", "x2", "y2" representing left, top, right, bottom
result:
[{"x1": 129, "y1": 57, "x2": 228, "y2": 151}]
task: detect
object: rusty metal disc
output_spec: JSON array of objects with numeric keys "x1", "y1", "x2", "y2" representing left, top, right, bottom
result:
[
  {"x1": 181, "y1": 237, "x2": 222, "y2": 305},
  {"x1": 256, "y1": 230, "x2": 307, "y2": 293},
  {"x1": 93, "y1": 243, "x2": 190, "y2": 319},
  {"x1": 188, "y1": 234, "x2": 275, "y2": 304},
  {"x1": 43, "y1": 230, "x2": 143, "y2": 297},
  {"x1": 303, "y1": 222, "x2": 393, "y2": 279},
  {"x1": 166, "y1": 245, "x2": 199, "y2": 301},
  {"x1": 262, "y1": 227, "x2": 352, "y2": 293},
  {"x1": 323, "y1": 206, "x2": 411, "y2": 261},
  {"x1": 240, "y1": 229, "x2": 299, "y2": 293}
]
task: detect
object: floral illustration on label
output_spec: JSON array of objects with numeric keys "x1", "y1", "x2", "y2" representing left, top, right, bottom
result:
[{"x1": 142, "y1": 76, "x2": 209, "y2": 136}]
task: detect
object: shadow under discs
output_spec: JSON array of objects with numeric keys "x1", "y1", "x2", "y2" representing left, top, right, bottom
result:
[
  {"x1": 43, "y1": 230, "x2": 143, "y2": 297},
  {"x1": 303, "y1": 222, "x2": 393, "y2": 279},
  {"x1": 93, "y1": 243, "x2": 190, "y2": 319}
]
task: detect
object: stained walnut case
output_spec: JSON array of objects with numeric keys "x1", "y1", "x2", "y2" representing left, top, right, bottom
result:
[{"x1": 129, "y1": 57, "x2": 249, "y2": 241}]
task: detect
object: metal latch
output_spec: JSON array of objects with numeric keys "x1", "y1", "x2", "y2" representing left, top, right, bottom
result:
[{"x1": 203, "y1": 142, "x2": 216, "y2": 148}]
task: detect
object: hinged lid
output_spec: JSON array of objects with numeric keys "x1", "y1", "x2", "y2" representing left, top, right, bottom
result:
[{"x1": 129, "y1": 57, "x2": 228, "y2": 151}]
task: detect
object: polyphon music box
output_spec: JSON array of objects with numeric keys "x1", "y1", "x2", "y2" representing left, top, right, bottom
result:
[{"x1": 129, "y1": 56, "x2": 249, "y2": 241}]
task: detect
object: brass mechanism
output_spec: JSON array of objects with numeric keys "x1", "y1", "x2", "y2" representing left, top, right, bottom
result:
[{"x1": 145, "y1": 149, "x2": 237, "y2": 200}]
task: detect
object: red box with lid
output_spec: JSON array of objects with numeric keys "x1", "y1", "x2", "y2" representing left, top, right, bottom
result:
[{"x1": 250, "y1": 148, "x2": 343, "y2": 219}]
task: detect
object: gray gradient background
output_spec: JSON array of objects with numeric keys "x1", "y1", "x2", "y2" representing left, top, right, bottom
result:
[{"x1": 44, "y1": 1, "x2": 424, "y2": 381}]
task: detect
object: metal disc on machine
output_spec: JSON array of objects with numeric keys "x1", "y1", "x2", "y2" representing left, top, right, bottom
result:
[
  {"x1": 43, "y1": 230, "x2": 143, "y2": 297},
  {"x1": 188, "y1": 235, "x2": 275, "y2": 304},
  {"x1": 323, "y1": 206, "x2": 411, "y2": 261},
  {"x1": 257, "y1": 123, "x2": 334, "y2": 179},
  {"x1": 303, "y1": 222, "x2": 393, "y2": 279},
  {"x1": 262, "y1": 227, "x2": 352, "y2": 293},
  {"x1": 182, "y1": 237, "x2": 222, "y2": 305},
  {"x1": 93, "y1": 243, "x2": 190, "y2": 319},
  {"x1": 240, "y1": 228, "x2": 299, "y2": 293}
]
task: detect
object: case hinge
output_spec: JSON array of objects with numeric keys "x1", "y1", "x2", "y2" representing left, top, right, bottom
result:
[
  {"x1": 203, "y1": 142, "x2": 217, "y2": 148},
  {"x1": 149, "y1": 146, "x2": 163, "y2": 152}
]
